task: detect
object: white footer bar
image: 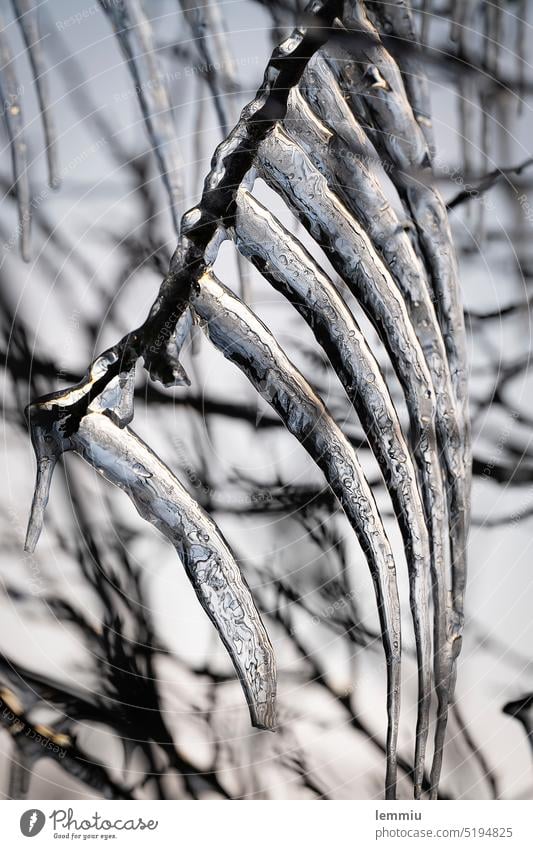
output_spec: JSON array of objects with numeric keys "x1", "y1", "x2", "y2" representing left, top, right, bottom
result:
[{"x1": 2, "y1": 799, "x2": 532, "y2": 848}]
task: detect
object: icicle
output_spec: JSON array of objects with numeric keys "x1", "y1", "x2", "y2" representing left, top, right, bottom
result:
[
  {"x1": 192, "y1": 271, "x2": 402, "y2": 799},
  {"x1": 293, "y1": 59, "x2": 462, "y2": 439},
  {"x1": 25, "y1": 381, "x2": 277, "y2": 730},
  {"x1": 25, "y1": 453, "x2": 58, "y2": 553},
  {"x1": 256, "y1": 124, "x2": 446, "y2": 501},
  {"x1": 325, "y1": 27, "x2": 471, "y2": 777},
  {"x1": 99, "y1": 0, "x2": 183, "y2": 233},
  {"x1": 11, "y1": 0, "x2": 60, "y2": 189},
  {"x1": 256, "y1": 126, "x2": 449, "y2": 794},
  {"x1": 291, "y1": 65, "x2": 470, "y2": 778},
  {"x1": 0, "y1": 15, "x2": 31, "y2": 261},
  {"x1": 178, "y1": 0, "x2": 229, "y2": 135},
  {"x1": 234, "y1": 187, "x2": 432, "y2": 790},
  {"x1": 327, "y1": 17, "x2": 429, "y2": 171},
  {"x1": 24, "y1": 353, "x2": 136, "y2": 551},
  {"x1": 170, "y1": 305, "x2": 194, "y2": 382},
  {"x1": 143, "y1": 305, "x2": 193, "y2": 387},
  {"x1": 73, "y1": 411, "x2": 277, "y2": 730}
]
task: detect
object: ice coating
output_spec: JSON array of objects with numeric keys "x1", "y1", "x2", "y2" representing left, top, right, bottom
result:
[
  {"x1": 288, "y1": 60, "x2": 470, "y2": 790},
  {"x1": 326, "y1": 7, "x2": 470, "y2": 793},
  {"x1": 73, "y1": 412, "x2": 277, "y2": 730},
  {"x1": 234, "y1": 187, "x2": 432, "y2": 790},
  {"x1": 25, "y1": 395, "x2": 277, "y2": 731},
  {"x1": 19, "y1": 0, "x2": 473, "y2": 799},
  {"x1": 192, "y1": 270, "x2": 402, "y2": 798},
  {"x1": 256, "y1": 125, "x2": 450, "y2": 794}
]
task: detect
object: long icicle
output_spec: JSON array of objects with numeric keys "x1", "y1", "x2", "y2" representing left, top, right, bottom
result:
[
  {"x1": 327, "y1": 7, "x2": 470, "y2": 792},
  {"x1": 290, "y1": 61, "x2": 468, "y2": 781},
  {"x1": 74, "y1": 411, "x2": 277, "y2": 730},
  {"x1": 99, "y1": 0, "x2": 183, "y2": 233},
  {"x1": 256, "y1": 125, "x2": 448, "y2": 795},
  {"x1": 0, "y1": 14, "x2": 31, "y2": 261},
  {"x1": 192, "y1": 270, "x2": 402, "y2": 799},
  {"x1": 11, "y1": 0, "x2": 60, "y2": 189},
  {"x1": 178, "y1": 0, "x2": 229, "y2": 136},
  {"x1": 233, "y1": 187, "x2": 432, "y2": 794},
  {"x1": 25, "y1": 385, "x2": 277, "y2": 731}
]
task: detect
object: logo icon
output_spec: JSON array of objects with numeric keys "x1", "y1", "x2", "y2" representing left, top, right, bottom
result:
[{"x1": 20, "y1": 810, "x2": 46, "y2": 837}]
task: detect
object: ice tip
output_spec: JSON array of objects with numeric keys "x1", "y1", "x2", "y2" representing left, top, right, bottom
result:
[
  {"x1": 25, "y1": 455, "x2": 57, "y2": 553},
  {"x1": 250, "y1": 696, "x2": 277, "y2": 732},
  {"x1": 24, "y1": 518, "x2": 40, "y2": 554},
  {"x1": 25, "y1": 396, "x2": 65, "y2": 553},
  {"x1": 49, "y1": 173, "x2": 61, "y2": 192},
  {"x1": 21, "y1": 239, "x2": 31, "y2": 264}
]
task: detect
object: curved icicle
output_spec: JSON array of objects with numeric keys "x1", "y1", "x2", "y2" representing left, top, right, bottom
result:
[
  {"x1": 256, "y1": 126, "x2": 437, "y2": 463},
  {"x1": 24, "y1": 451, "x2": 58, "y2": 555},
  {"x1": 73, "y1": 411, "x2": 277, "y2": 730},
  {"x1": 234, "y1": 187, "x2": 432, "y2": 789},
  {"x1": 0, "y1": 15, "x2": 31, "y2": 261},
  {"x1": 324, "y1": 9, "x2": 470, "y2": 792},
  {"x1": 256, "y1": 126, "x2": 447, "y2": 795},
  {"x1": 100, "y1": 0, "x2": 183, "y2": 233},
  {"x1": 289, "y1": 68, "x2": 463, "y2": 461},
  {"x1": 288, "y1": 64, "x2": 469, "y2": 786},
  {"x1": 25, "y1": 391, "x2": 276, "y2": 731},
  {"x1": 11, "y1": 0, "x2": 60, "y2": 189},
  {"x1": 192, "y1": 270, "x2": 402, "y2": 799}
]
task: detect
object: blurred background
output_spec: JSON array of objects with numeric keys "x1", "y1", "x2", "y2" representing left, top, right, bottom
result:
[{"x1": 0, "y1": 0, "x2": 532, "y2": 799}]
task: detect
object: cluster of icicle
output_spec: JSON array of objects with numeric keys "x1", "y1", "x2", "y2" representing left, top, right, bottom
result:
[{"x1": 18, "y1": 0, "x2": 471, "y2": 800}]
